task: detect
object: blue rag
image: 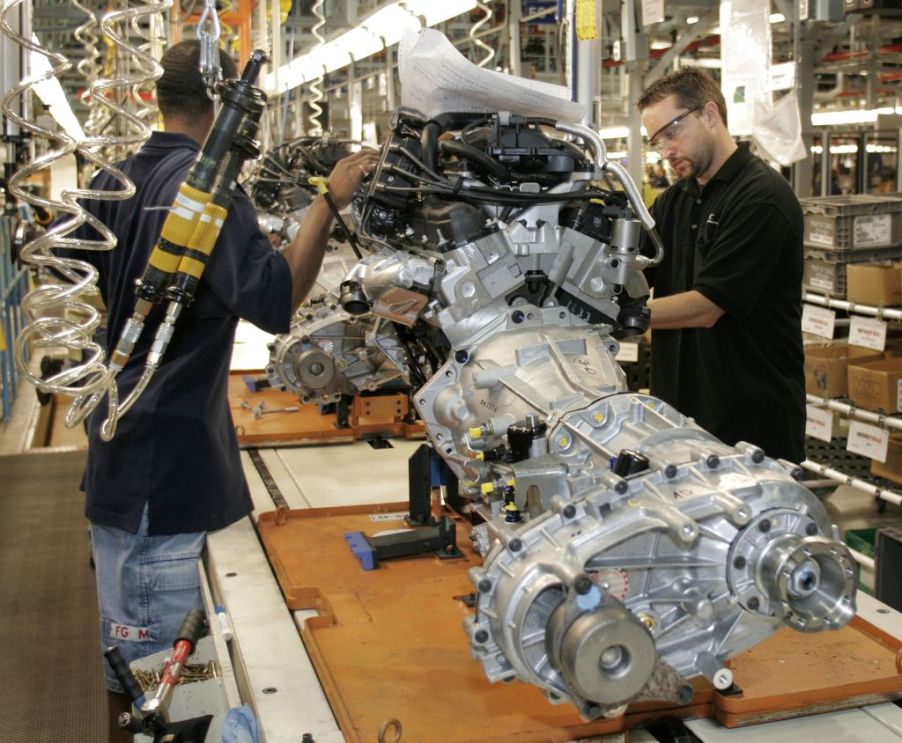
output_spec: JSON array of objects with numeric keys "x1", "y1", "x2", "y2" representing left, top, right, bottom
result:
[{"x1": 220, "y1": 704, "x2": 259, "y2": 743}]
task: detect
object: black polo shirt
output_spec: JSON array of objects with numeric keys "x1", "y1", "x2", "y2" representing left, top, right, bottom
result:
[
  {"x1": 72, "y1": 132, "x2": 293, "y2": 534},
  {"x1": 644, "y1": 143, "x2": 806, "y2": 462}
]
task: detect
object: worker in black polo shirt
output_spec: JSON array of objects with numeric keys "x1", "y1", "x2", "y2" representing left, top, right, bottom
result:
[
  {"x1": 70, "y1": 41, "x2": 377, "y2": 740},
  {"x1": 636, "y1": 67, "x2": 806, "y2": 463}
]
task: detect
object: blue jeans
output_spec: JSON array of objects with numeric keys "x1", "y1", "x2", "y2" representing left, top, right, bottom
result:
[{"x1": 91, "y1": 506, "x2": 205, "y2": 693}]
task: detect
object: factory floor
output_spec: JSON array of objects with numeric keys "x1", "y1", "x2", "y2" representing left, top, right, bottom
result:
[{"x1": 1, "y1": 384, "x2": 901, "y2": 743}]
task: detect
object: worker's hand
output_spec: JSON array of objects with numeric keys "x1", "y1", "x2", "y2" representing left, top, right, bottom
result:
[{"x1": 327, "y1": 149, "x2": 380, "y2": 210}]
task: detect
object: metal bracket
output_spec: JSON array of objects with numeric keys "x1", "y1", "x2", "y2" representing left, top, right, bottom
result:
[{"x1": 344, "y1": 444, "x2": 463, "y2": 570}]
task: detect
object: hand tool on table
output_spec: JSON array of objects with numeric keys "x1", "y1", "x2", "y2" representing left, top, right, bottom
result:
[{"x1": 105, "y1": 609, "x2": 213, "y2": 742}]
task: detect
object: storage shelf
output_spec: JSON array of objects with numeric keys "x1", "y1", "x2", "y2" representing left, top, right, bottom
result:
[
  {"x1": 803, "y1": 292, "x2": 902, "y2": 321},
  {"x1": 802, "y1": 458, "x2": 902, "y2": 507},
  {"x1": 846, "y1": 546, "x2": 876, "y2": 572},
  {"x1": 807, "y1": 394, "x2": 902, "y2": 431}
]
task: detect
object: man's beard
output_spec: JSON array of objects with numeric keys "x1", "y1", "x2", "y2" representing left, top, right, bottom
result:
[{"x1": 673, "y1": 145, "x2": 713, "y2": 182}]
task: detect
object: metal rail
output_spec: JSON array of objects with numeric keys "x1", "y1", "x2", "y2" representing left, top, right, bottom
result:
[
  {"x1": 847, "y1": 546, "x2": 875, "y2": 572},
  {"x1": 801, "y1": 458, "x2": 902, "y2": 507},
  {"x1": 807, "y1": 393, "x2": 902, "y2": 431},
  {"x1": 803, "y1": 291, "x2": 902, "y2": 322}
]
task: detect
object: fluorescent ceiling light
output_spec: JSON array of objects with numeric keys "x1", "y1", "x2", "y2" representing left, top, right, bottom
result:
[
  {"x1": 867, "y1": 144, "x2": 897, "y2": 153},
  {"x1": 811, "y1": 143, "x2": 897, "y2": 154},
  {"x1": 264, "y1": 0, "x2": 477, "y2": 94},
  {"x1": 404, "y1": 0, "x2": 476, "y2": 26},
  {"x1": 29, "y1": 36, "x2": 86, "y2": 143},
  {"x1": 812, "y1": 109, "x2": 879, "y2": 126},
  {"x1": 597, "y1": 126, "x2": 630, "y2": 139},
  {"x1": 681, "y1": 58, "x2": 721, "y2": 69},
  {"x1": 686, "y1": 15, "x2": 699, "y2": 24}
]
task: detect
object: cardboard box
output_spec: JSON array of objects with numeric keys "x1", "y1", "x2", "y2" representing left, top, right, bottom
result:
[
  {"x1": 804, "y1": 342, "x2": 885, "y2": 398},
  {"x1": 872, "y1": 433, "x2": 902, "y2": 485},
  {"x1": 847, "y1": 356, "x2": 902, "y2": 413},
  {"x1": 846, "y1": 262, "x2": 902, "y2": 307}
]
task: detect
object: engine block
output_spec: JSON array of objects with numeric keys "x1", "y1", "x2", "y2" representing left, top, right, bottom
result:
[{"x1": 258, "y1": 110, "x2": 856, "y2": 719}]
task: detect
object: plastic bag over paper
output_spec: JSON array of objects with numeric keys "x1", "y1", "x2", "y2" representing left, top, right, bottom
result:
[{"x1": 398, "y1": 28, "x2": 584, "y2": 123}]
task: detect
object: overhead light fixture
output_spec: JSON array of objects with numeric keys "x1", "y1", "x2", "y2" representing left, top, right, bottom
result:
[
  {"x1": 404, "y1": 0, "x2": 476, "y2": 26},
  {"x1": 686, "y1": 15, "x2": 699, "y2": 24},
  {"x1": 264, "y1": 0, "x2": 478, "y2": 94},
  {"x1": 812, "y1": 109, "x2": 879, "y2": 126},
  {"x1": 769, "y1": 13, "x2": 785, "y2": 23},
  {"x1": 681, "y1": 58, "x2": 721, "y2": 69},
  {"x1": 597, "y1": 126, "x2": 630, "y2": 139},
  {"x1": 867, "y1": 144, "x2": 897, "y2": 154},
  {"x1": 29, "y1": 36, "x2": 86, "y2": 143},
  {"x1": 811, "y1": 143, "x2": 897, "y2": 155}
]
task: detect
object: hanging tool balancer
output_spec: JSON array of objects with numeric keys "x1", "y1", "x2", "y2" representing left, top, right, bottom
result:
[{"x1": 109, "y1": 49, "x2": 268, "y2": 375}]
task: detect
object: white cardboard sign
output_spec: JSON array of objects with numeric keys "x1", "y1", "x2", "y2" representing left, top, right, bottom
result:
[
  {"x1": 805, "y1": 405, "x2": 834, "y2": 443},
  {"x1": 846, "y1": 421, "x2": 889, "y2": 463},
  {"x1": 849, "y1": 316, "x2": 887, "y2": 351},
  {"x1": 802, "y1": 304, "x2": 836, "y2": 339}
]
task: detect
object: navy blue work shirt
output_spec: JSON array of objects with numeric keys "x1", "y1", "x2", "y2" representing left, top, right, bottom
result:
[
  {"x1": 71, "y1": 131, "x2": 293, "y2": 535},
  {"x1": 643, "y1": 143, "x2": 806, "y2": 462}
]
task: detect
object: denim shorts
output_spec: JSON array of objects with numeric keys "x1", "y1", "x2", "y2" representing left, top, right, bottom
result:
[{"x1": 91, "y1": 506, "x2": 206, "y2": 693}]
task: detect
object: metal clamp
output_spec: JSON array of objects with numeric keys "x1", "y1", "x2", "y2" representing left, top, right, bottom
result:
[{"x1": 196, "y1": 0, "x2": 222, "y2": 97}]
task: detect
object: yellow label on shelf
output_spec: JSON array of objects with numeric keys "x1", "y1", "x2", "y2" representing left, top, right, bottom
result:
[{"x1": 576, "y1": 0, "x2": 598, "y2": 40}]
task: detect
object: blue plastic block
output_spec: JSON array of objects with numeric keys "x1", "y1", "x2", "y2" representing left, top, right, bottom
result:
[
  {"x1": 344, "y1": 531, "x2": 377, "y2": 570},
  {"x1": 429, "y1": 448, "x2": 455, "y2": 487}
]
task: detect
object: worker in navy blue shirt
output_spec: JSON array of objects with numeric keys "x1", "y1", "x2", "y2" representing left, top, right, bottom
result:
[
  {"x1": 637, "y1": 67, "x2": 806, "y2": 463},
  {"x1": 70, "y1": 40, "x2": 377, "y2": 741}
]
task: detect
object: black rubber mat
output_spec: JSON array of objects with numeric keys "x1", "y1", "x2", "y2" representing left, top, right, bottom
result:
[{"x1": 0, "y1": 449, "x2": 105, "y2": 742}]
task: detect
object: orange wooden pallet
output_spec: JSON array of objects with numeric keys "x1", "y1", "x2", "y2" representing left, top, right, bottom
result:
[
  {"x1": 258, "y1": 504, "x2": 712, "y2": 743},
  {"x1": 715, "y1": 617, "x2": 902, "y2": 727},
  {"x1": 227, "y1": 373, "x2": 425, "y2": 446},
  {"x1": 257, "y1": 504, "x2": 902, "y2": 741}
]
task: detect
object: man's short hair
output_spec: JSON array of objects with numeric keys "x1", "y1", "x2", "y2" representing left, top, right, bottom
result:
[
  {"x1": 156, "y1": 40, "x2": 238, "y2": 119},
  {"x1": 637, "y1": 68, "x2": 728, "y2": 126}
]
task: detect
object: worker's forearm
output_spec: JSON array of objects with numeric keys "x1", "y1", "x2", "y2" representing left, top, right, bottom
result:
[
  {"x1": 648, "y1": 290, "x2": 724, "y2": 329},
  {"x1": 282, "y1": 195, "x2": 334, "y2": 309}
]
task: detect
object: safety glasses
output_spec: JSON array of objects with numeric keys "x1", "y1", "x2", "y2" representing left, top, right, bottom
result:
[{"x1": 647, "y1": 105, "x2": 701, "y2": 152}]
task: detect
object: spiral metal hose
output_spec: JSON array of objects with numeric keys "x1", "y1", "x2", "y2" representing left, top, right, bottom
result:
[
  {"x1": 130, "y1": 8, "x2": 167, "y2": 128},
  {"x1": 71, "y1": 0, "x2": 173, "y2": 437},
  {"x1": 469, "y1": 1, "x2": 495, "y2": 68},
  {"x1": 1, "y1": 0, "x2": 171, "y2": 437},
  {"x1": 73, "y1": 0, "x2": 104, "y2": 136},
  {"x1": 307, "y1": 0, "x2": 325, "y2": 135}
]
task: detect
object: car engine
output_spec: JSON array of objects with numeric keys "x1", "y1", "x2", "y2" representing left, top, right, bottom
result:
[
  {"x1": 249, "y1": 137, "x2": 409, "y2": 403},
  {"x1": 267, "y1": 109, "x2": 857, "y2": 719}
]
